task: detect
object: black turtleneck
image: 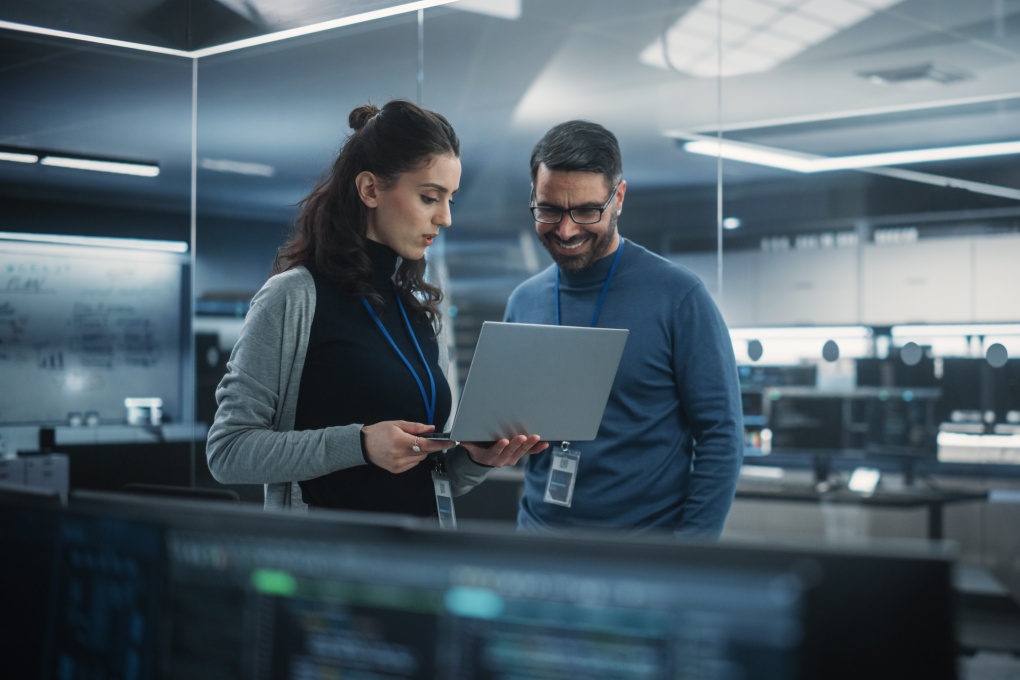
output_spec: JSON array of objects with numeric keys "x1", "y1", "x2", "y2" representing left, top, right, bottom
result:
[{"x1": 295, "y1": 240, "x2": 451, "y2": 515}]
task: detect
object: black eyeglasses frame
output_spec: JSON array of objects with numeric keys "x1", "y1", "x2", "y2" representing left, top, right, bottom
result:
[{"x1": 529, "y1": 181, "x2": 621, "y2": 225}]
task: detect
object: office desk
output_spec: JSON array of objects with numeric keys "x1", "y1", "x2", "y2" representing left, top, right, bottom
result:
[{"x1": 735, "y1": 483, "x2": 988, "y2": 540}]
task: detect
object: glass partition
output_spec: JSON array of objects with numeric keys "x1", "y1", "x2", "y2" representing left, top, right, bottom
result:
[
  {"x1": 0, "y1": 29, "x2": 194, "y2": 480},
  {"x1": 192, "y1": 16, "x2": 420, "y2": 494},
  {"x1": 710, "y1": 0, "x2": 1020, "y2": 479},
  {"x1": 4, "y1": 1, "x2": 1018, "y2": 562}
]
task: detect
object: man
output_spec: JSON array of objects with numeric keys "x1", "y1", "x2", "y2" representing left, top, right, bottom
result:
[{"x1": 504, "y1": 120, "x2": 743, "y2": 539}]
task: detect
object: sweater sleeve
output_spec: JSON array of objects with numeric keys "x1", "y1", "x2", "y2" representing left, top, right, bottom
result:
[
  {"x1": 205, "y1": 269, "x2": 366, "y2": 487},
  {"x1": 672, "y1": 282, "x2": 744, "y2": 539},
  {"x1": 444, "y1": 446, "x2": 494, "y2": 496}
]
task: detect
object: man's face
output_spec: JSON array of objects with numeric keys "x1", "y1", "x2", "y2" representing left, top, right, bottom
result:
[{"x1": 533, "y1": 165, "x2": 624, "y2": 272}]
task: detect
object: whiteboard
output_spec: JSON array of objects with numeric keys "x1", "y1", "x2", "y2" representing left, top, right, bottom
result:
[{"x1": 0, "y1": 240, "x2": 187, "y2": 425}]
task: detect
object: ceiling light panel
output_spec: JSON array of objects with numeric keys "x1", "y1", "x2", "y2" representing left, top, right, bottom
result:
[
  {"x1": 680, "y1": 136, "x2": 1020, "y2": 173},
  {"x1": 769, "y1": 12, "x2": 839, "y2": 44},
  {"x1": 449, "y1": 0, "x2": 522, "y2": 19},
  {"x1": 742, "y1": 31, "x2": 806, "y2": 59},
  {"x1": 798, "y1": 0, "x2": 873, "y2": 25},
  {"x1": 721, "y1": 0, "x2": 783, "y2": 25},
  {"x1": 641, "y1": 0, "x2": 905, "y2": 78},
  {"x1": 39, "y1": 156, "x2": 160, "y2": 177},
  {"x1": 0, "y1": 150, "x2": 39, "y2": 164}
]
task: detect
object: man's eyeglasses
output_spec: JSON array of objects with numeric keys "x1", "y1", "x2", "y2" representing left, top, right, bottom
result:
[{"x1": 530, "y1": 182, "x2": 621, "y2": 225}]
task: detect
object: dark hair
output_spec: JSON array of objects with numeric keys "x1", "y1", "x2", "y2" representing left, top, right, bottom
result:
[
  {"x1": 272, "y1": 99, "x2": 460, "y2": 326},
  {"x1": 530, "y1": 120, "x2": 622, "y2": 189}
]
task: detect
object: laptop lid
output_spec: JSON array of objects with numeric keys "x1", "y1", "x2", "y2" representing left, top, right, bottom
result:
[{"x1": 434, "y1": 321, "x2": 628, "y2": 443}]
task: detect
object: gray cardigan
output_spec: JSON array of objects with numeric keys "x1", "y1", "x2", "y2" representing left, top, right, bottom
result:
[{"x1": 206, "y1": 266, "x2": 491, "y2": 511}]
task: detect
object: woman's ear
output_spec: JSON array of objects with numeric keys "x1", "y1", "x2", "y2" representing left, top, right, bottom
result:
[{"x1": 355, "y1": 171, "x2": 380, "y2": 208}]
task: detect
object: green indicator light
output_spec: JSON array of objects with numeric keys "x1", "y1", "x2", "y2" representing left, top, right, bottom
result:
[
  {"x1": 445, "y1": 587, "x2": 505, "y2": 619},
  {"x1": 252, "y1": 569, "x2": 297, "y2": 596}
]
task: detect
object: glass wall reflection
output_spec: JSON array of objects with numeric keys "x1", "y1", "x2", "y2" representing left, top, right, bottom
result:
[
  {"x1": 193, "y1": 16, "x2": 421, "y2": 431},
  {"x1": 0, "y1": 29, "x2": 194, "y2": 479},
  {"x1": 2, "y1": 1, "x2": 1017, "y2": 562}
]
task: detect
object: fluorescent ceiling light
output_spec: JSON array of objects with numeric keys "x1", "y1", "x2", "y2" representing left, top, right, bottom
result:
[
  {"x1": 640, "y1": 0, "x2": 906, "y2": 78},
  {"x1": 190, "y1": 0, "x2": 459, "y2": 58},
  {"x1": 0, "y1": 150, "x2": 40, "y2": 164},
  {"x1": 683, "y1": 138, "x2": 818, "y2": 172},
  {"x1": 0, "y1": 231, "x2": 188, "y2": 253},
  {"x1": 200, "y1": 158, "x2": 275, "y2": 177},
  {"x1": 40, "y1": 155, "x2": 160, "y2": 177},
  {"x1": 0, "y1": 1, "x2": 459, "y2": 59},
  {"x1": 449, "y1": 0, "x2": 521, "y2": 19},
  {"x1": 0, "y1": 19, "x2": 191, "y2": 57},
  {"x1": 680, "y1": 137, "x2": 1020, "y2": 173}
]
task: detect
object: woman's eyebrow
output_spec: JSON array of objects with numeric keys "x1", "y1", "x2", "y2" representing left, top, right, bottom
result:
[{"x1": 418, "y1": 182, "x2": 455, "y2": 193}]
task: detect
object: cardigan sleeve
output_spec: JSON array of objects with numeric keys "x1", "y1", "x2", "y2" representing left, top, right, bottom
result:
[{"x1": 205, "y1": 268, "x2": 365, "y2": 489}]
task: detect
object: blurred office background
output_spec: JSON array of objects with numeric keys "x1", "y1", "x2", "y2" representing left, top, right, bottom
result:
[{"x1": 1, "y1": 1, "x2": 1020, "y2": 674}]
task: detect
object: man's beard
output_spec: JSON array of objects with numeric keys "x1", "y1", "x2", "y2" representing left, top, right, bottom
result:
[{"x1": 540, "y1": 212, "x2": 618, "y2": 273}]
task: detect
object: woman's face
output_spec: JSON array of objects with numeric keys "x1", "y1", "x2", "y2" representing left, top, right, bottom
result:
[{"x1": 360, "y1": 153, "x2": 461, "y2": 261}]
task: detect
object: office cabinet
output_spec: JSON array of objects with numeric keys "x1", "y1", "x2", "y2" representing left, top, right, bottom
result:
[
  {"x1": 755, "y1": 247, "x2": 859, "y2": 326},
  {"x1": 861, "y1": 239, "x2": 973, "y2": 325},
  {"x1": 974, "y1": 235, "x2": 1020, "y2": 323}
]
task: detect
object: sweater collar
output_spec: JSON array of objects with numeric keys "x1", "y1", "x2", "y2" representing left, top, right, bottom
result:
[
  {"x1": 365, "y1": 238, "x2": 400, "y2": 291},
  {"x1": 558, "y1": 238, "x2": 626, "y2": 288}
]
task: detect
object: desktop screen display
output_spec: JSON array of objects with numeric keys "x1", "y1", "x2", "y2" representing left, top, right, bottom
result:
[
  {"x1": 0, "y1": 492, "x2": 958, "y2": 680},
  {"x1": 160, "y1": 514, "x2": 807, "y2": 679},
  {"x1": 0, "y1": 504, "x2": 165, "y2": 680},
  {"x1": 764, "y1": 388, "x2": 940, "y2": 459}
]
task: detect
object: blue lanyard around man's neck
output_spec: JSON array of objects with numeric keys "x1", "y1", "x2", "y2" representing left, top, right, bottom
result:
[
  {"x1": 555, "y1": 239, "x2": 625, "y2": 328},
  {"x1": 361, "y1": 289, "x2": 437, "y2": 426}
]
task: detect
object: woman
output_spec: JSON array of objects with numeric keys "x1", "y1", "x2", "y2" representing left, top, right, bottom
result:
[{"x1": 207, "y1": 99, "x2": 546, "y2": 514}]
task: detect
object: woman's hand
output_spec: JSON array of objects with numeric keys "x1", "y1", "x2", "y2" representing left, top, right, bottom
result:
[
  {"x1": 360, "y1": 421, "x2": 455, "y2": 474},
  {"x1": 461, "y1": 435, "x2": 548, "y2": 468}
]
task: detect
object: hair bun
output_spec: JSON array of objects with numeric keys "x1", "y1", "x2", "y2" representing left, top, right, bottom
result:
[{"x1": 349, "y1": 104, "x2": 381, "y2": 132}]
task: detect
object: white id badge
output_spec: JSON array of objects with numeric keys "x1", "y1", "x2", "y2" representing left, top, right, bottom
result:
[
  {"x1": 544, "y1": 442, "x2": 580, "y2": 507},
  {"x1": 432, "y1": 471, "x2": 457, "y2": 530}
]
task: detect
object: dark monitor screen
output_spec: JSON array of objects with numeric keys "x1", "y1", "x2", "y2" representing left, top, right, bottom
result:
[
  {"x1": 856, "y1": 356, "x2": 938, "y2": 389},
  {"x1": 764, "y1": 388, "x2": 940, "y2": 459},
  {"x1": 1004, "y1": 359, "x2": 1020, "y2": 415},
  {"x1": 0, "y1": 501, "x2": 165, "y2": 680},
  {"x1": 864, "y1": 394, "x2": 939, "y2": 456},
  {"x1": 3, "y1": 491, "x2": 959, "y2": 680},
  {"x1": 765, "y1": 391, "x2": 864, "y2": 451},
  {"x1": 936, "y1": 357, "x2": 1020, "y2": 424},
  {"x1": 157, "y1": 508, "x2": 808, "y2": 679},
  {"x1": 938, "y1": 358, "x2": 987, "y2": 422}
]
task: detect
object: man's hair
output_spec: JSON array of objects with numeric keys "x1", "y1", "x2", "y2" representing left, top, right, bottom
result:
[{"x1": 530, "y1": 120, "x2": 622, "y2": 188}]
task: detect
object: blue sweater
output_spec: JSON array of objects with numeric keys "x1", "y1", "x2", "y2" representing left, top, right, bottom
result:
[{"x1": 504, "y1": 239, "x2": 743, "y2": 538}]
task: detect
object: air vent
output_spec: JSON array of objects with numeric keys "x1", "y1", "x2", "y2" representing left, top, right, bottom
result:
[{"x1": 858, "y1": 62, "x2": 973, "y2": 87}]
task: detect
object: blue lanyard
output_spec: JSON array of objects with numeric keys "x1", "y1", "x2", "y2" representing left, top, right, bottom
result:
[
  {"x1": 360, "y1": 290, "x2": 437, "y2": 426},
  {"x1": 555, "y1": 239, "x2": 625, "y2": 327}
]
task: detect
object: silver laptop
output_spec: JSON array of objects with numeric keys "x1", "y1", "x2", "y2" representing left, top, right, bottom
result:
[{"x1": 424, "y1": 321, "x2": 628, "y2": 443}]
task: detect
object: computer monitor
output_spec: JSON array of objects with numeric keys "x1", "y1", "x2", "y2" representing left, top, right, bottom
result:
[
  {"x1": 3, "y1": 490, "x2": 959, "y2": 680},
  {"x1": 856, "y1": 355, "x2": 938, "y2": 389},
  {"x1": 937, "y1": 358, "x2": 988, "y2": 424},
  {"x1": 764, "y1": 386, "x2": 941, "y2": 484},
  {"x1": 0, "y1": 498, "x2": 165, "y2": 680}
]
